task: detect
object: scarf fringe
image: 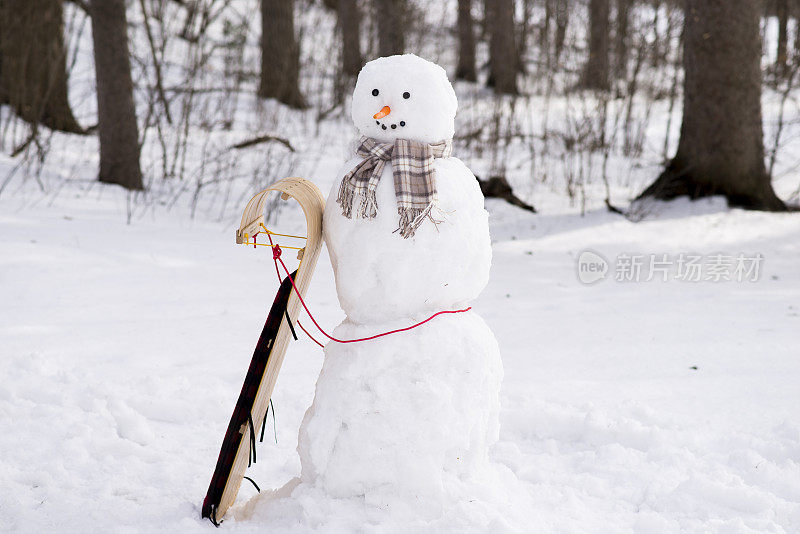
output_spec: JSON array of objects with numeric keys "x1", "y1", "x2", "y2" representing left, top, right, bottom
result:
[
  {"x1": 336, "y1": 179, "x2": 354, "y2": 219},
  {"x1": 359, "y1": 189, "x2": 379, "y2": 219},
  {"x1": 397, "y1": 203, "x2": 434, "y2": 239},
  {"x1": 338, "y1": 178, "x2": 379, "y2": 220}
]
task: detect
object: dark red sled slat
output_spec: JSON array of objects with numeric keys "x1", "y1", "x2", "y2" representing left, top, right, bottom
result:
[{"x1": 201, "y1": 271, "x2": 297, "y2": 524}]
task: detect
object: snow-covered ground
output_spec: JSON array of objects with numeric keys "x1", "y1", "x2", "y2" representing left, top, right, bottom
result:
[
  {"x1": 1, "y1": 2, "x2": 800, "y2": 532},
  {"x1": 1, "y1": 166, "x2": 799, "y2": 532}
]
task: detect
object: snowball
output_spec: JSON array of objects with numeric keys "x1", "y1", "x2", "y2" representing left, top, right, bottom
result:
[
  {"x1": 324, "y1": 155, "x2": 492, "y2": 324},
  {"x1": 352, "y1": 54, "x2": 458, "y2": 144},
  {"x1": 296, "y1": 312, "x2": 503, "y2": 514}
]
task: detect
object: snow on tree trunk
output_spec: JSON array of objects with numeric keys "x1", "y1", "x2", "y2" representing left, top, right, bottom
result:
[
  {"x1": 638, "y1": 0, "x2": 786, "y2": 211},
  {"x1": 90, "y1": 0, "x2": 143, "y2": 191}
]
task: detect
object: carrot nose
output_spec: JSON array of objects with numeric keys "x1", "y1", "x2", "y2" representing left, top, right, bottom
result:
[{"x1": 373, "y1": 106, "x2": 391, "y2": 119}]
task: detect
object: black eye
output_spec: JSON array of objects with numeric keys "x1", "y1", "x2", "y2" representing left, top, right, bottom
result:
[
  {"x1": 372, "y1": 89, "x2": 379, "y2": 96},
  {"x1": 403, "y1": 92, "x2": 410, "y2": 99}
]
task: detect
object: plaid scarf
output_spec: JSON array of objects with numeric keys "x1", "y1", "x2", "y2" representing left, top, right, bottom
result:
[{"x1": 337, "y1": 136, "x2": 453, "y2": 239}]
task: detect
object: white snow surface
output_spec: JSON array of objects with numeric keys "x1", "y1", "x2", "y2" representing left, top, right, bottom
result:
[{"x1": 2, "y1": 181, "x2": 799, "y2": 533}]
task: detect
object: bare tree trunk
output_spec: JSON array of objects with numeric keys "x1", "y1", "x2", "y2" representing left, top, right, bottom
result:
[
  {"x1": 485, "y1": 0, "x2": 519, "y2": 94},
  {"x1": 179, "y1": 0, "x2": 199, "y2": 40},
  {"x1": 580, "y1": 0, "x2": 611, "y2": 90},
  {"x1": 338, "y1": 0, "x2": 362, "y2": 76},
  {"x1": 650, "y1": 0, "x2": 662, "y2": 67},
  {"x1": 541, "y1": 0, "x2": 553, "y2": 50},
  {"x1": 776, "y1": 0, "x2": 789, "y2": 77},
  {"x1": 794, "y1": 6, "x2": 800, "y2": 65},
  {"x1": 456, "y1": 0, "x2": 477, "y2": 81},
  {"x1": 375, "y1": 0, "x2": 405, "y2": 56},
  {"x1": 89, "y1": 0, "x2": 143, "y2": 191},
  {"x1": 517, "y1": 0, "x2": 532, "y2": 73},
  {"x1": 638, "y1": 0, "x2": 785, "y2": 211},
  {"x1": 0, "y1": 0, "x2": 82, "y2": 133},
  {"x1": 615, "y1": 0, "x2": 631, "y2": 79},
  {"x1": 554, "y1": 0, "x2": 569, "y2": 63},
  {"x1": 259, "y1": 0, "x2": 306, "y2": 108}
]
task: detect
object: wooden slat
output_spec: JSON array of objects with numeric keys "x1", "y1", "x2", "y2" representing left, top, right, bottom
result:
[{"x1": 217, "y1": 177, "x2": 325, "y2": 520}]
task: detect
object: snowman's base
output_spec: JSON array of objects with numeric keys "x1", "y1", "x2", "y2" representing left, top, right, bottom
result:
[
  {"x1": 234, "y1": 312, "x2": 533, "y2": 531},
  {"x1": 236, "y1": 459, "x2": 532, "y2": 532},
  {"x1": 297, "y1": 311, "x2": 502, "y2": 510}
]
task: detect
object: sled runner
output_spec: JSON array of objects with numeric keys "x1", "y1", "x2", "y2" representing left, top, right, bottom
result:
[{"x1": 202, "y1": 178, "x2": 325, "y2": 525}]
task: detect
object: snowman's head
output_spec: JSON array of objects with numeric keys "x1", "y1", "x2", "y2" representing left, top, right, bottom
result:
[{"x1": 351, "y1": 54, "x2": 458, "y2": 144}]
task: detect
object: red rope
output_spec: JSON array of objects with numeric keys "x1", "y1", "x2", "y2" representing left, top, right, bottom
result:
[
  {"x1": 297, "y1": 320, "x2": 325, "y2": 348},
  {"x1": 265, "y1": 233, "x2": 471, "y2": 346}
]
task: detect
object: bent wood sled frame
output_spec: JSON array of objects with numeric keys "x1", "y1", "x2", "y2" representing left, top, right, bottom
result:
[{"x1": 202, "y1": 178, "x2": 325, "y2": 525}]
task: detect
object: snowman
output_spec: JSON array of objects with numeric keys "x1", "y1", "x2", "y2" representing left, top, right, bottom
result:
[{"x1": 296, "y1": 54, "x2": 503, "y2": 518}]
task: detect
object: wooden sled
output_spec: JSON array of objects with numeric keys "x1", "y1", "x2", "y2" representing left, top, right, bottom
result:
[{"x1": 202, "y1": 178, "x2": 325, "y2": 525}]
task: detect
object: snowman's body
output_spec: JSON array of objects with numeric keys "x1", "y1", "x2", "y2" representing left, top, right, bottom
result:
[
  {"x1": 323, "y1": 154, "x2": 491, "y2": 324},
  {"x1": 295, "y1": 54, "x2": 503, "y2": 516}
]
